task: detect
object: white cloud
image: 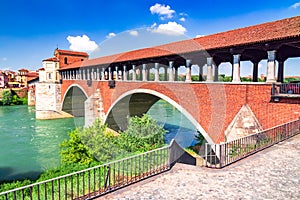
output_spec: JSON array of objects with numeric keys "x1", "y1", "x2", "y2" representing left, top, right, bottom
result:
[
  {"x1": 195, "y1": 34, "x2": 205, "y2": 38},
  {"x1": 179, "y1": 12, "x2": 188, "y2": 16},
  {"x1": 291, "y1": 2, "x2": 300, "y2": 9},
  {"x1": 129, "y1": 30, "x2": 138, "y2": 36},
  {"x1": 179, "y1": 17, "x2": 186, "y2": 22},
  {"x1": 150, "y1": 23, "x2": 157, "y2": 29},
  {"x1": 150, "y1": 3, "x2": 175, "y2": 19},
  {"x1": 151, "y1": 21, "x2": 187, "y2": 36},
  {"x1": 67, "y1": 35, "x2": 98, "y2": 52},
  {"x1": 106, "y1": 32, "x2": 116, "y2": 39},
  {"x1": 258, "y1": 63, "x2": 263, "y2": 69}
]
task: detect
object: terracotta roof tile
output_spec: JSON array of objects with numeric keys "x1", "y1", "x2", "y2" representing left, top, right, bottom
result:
[
  {"x1": 61, "y1": 16, "x2": 300, "y2": 70},
  {"x1": 43, "y1": 57, "x2": 59, "y2": 62},
  {"x1": 27, "y1": 71, "x2": 39, "y2": 77},
  {"x1": 55, "y1": 49, "x2": 89, "y2": 57}
]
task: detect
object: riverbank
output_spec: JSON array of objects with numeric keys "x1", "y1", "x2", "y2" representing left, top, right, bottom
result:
[{"x1": 100, "y1": 134, "x2": 300, "y2": 199}]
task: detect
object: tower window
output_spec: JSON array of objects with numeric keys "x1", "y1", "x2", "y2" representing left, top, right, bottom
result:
[{"x1": 64, "y1": 57, "x2": 68, "y2": 64}]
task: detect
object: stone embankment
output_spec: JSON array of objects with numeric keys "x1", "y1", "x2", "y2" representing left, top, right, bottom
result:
[{"x1": 100, "y1": 134, "x2": 300, "y2": 200}]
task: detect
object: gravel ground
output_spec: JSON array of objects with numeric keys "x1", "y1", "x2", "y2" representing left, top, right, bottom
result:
[{"x1": 99, "y1": 134, "x2": 300, "y2": 200}]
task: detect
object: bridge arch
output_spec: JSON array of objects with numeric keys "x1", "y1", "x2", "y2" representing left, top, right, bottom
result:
[
  {"x1": 62, "y1": 84, "x2": 88, "y2": 117},
  {"x1": 104, "y1": 89, "x2": 214, "y2": 144}
]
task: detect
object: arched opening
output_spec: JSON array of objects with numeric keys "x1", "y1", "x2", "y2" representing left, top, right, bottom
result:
[
  {"x1": 104, "y1": 89, "x2": 213, "y2": 149},
  {"x1": 177, "y1": 66, "x2": 186, "y2": 81},
  {"x1": 148, "y1": 68, "x2": 155, "y2": 81},
  {"x1": 218, "y1": 62, "x2": 232, "y2": 82},
  {"x1": 240, "y1": 61, "x2": 253, "y2": 82},
  {"x1": 159, "y1": 66, "x2": 167, "y2": 81},
  {"x1": 64, "y1": 57, "x2": 68, "y2": 65},
  {"x1": 191, "y1": 65, "x2": 199, "y2": 81},
  {"x1": 62, "y1": 85, "x2": 88, "y2": 117},
  {"x1": 283, "y1": 57, "x2": 300, "y2": 82}
]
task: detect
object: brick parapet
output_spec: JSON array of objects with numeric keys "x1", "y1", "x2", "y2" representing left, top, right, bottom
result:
[{"x1": 61, "y1": 81, "x2": 300, "y2": 143}]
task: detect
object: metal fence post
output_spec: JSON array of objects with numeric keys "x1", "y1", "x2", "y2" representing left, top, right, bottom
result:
[
  {"x1": 271, "y1": 83, "x2": 275, "y2": 96},
  {"x1": 219, "y1": 144, "x2": 222, "y2": 168},
  {"x1": 205, "y1": 143, "x2": 208, "y2": 167},
  {"x1": 283, "y1": 124, "x2": 287, "y2": 140}
]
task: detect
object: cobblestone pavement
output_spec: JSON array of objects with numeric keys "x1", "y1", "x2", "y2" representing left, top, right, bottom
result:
[{"x1": 99, "y1": 135, "x2": 300, "y2": 200}]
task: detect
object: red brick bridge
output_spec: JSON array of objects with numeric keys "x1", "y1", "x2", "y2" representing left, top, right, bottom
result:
[{"x1": 38, "y1": 16, "x2": 300, "y2": 144}]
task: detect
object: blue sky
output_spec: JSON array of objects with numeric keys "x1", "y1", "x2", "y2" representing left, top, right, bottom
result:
[{"x1": 0, "y1": 0, "x2": 300, "y2": 76}]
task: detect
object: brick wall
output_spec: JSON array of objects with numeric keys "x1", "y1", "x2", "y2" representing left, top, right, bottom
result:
[{"x1": 61, "y1": 81, "x2": 300, "y2": 143}]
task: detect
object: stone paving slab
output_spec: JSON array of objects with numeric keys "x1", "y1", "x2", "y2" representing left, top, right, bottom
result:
[{"x1": 99, "y1": 135, "x2": 300, "y2": 200}]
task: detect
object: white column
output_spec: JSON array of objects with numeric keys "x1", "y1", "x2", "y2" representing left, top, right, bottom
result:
[
  {"x1": 185, "y1": 59, "x2": 192, "y2": 82},
  {"x1": 266, "y1": 50, "x2": 276, "y2": 83},
  {"x1": 96, "y1": 68, "x2": 100, "y2": 80},
  {"x1": 206, "y1": 57, "x2": 213, "y2": 82},
  {"x1": 154, "y1": 63, "x2": 159, "y2": 82},
  {"x1": 169, "y1": 61, "x2": 174, "y2": 82},
  {"x1": 232, "y1": 54, "x2": 241, "y2": 82},
  {"x1": 108, "y1": 67, "x2": 112, "y2": 80},
  {"x1": 88, "y1": 69, "x2": 90, "y2": 80},
  {"x1": 101, "y1": 68, "x2": 105, "y2": 80},
  {"x1": 83, "y1": 69, "x2": 86, "y2": 80},
  {"x1": 123, "y1": 65, "x2": 128, "y2": 81},
  {"x1": 115, "y1": 66, "x2": 119, "y2": 81},
  {"x1": 142, "y1": 64, "x2": 147, "y2": 81},
  {"x1": 91, "y1": 68, "x2": 94, "y2": 80},
  {"x1": 76, "y1": 70, "x2": 79, "y2": 80},
  {"x1": 132, "y1": 65, "x2": 136, "y2": 81},
  {"x1": 78, "y1": 70, "x2": 81, "y2": 80}
]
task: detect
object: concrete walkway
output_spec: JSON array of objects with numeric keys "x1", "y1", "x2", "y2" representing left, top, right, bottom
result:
[{"x1": 99, "y1": 134, "x2": 300, "y2": 200}]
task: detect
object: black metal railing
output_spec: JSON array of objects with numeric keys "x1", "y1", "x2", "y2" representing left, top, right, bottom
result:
[
  {"x1": 0, "y1": 145, "x2": 171, "y2": 200},
  {"x1": 272, "y1": 83, "x2": 300, "y2": 96},
  {"x1": 1, "y1": 120, "x2": 299, "y2": 198},
  {"x1": 205, "y1": 119, "x2": 300, "y2": 168}
]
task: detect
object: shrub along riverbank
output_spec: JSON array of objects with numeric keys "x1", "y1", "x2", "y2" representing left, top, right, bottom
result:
[
  {"x1": 0, "y1": 114, "x2": 167, "y2": 192},
  {"x1": 0, "y1": 89, "x2": 27, "y2": 106}
]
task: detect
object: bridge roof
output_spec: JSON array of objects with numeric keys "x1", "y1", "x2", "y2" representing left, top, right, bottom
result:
[{"x1": 61, "y1": 15, "x2": 300, "y2": 70}]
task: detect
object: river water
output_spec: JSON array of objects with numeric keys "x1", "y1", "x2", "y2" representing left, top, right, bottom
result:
[{"x1": 0, "y1": 100, "x2": 197, "y2": 182}]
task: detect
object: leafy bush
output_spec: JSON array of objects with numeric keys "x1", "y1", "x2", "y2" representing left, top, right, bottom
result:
[
  {"x1": 60, "y1": 128, "x2": 95, "y2": 165},
  {"x1": 118, "y1": 114, "x2": 167, "y2": 152},
  {"x1": 60, "y1": 115, "x2": 167, "y2": 165},
  {"x1": 2, "y1": 90, "x2": 12, "y2": 105},
  {"x1": 1, "y1": 90, "x2": 28, "y2": 106},
  {"x1": 0, "y1": 179, "x2": 32, "y2": 193},
  {"x1": 78, "y1": 119, "x2": 123, "y2": 163}
]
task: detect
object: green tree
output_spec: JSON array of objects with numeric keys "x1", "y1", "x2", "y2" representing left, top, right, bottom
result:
[
  {"x1": 79, "y1": 119, "x2": 123, "y2": 163},
  {"x1": 118, "y1": 114, "x2": 167, "y2": 152},
  {"x1": 59, "y1": 128, "x2": 95, "y2": 165},
  {"x1": 2, "y1": 90, "x2": 12, "y2": 105},
  {"x1": 60, "y1": 115, "x2": 167, "y2": 165}
]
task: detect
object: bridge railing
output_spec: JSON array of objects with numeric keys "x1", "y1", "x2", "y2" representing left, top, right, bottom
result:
[
  {"x1": 206, "y1": 119, "x2": 300, "y2": 168},
  {"x1": 0, "y1": 145, "x2": 171, "y2": 200},
  {"x1": 272, "y1": 82, "x2": 300, "y2": 96}
]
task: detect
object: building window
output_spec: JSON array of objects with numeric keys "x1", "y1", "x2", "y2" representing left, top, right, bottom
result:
[{"x1": 64, "y1": 57, "x2": 68, "y2": 64}]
